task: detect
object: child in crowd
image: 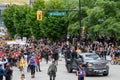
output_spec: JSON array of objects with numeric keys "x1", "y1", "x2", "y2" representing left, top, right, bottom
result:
[{"x1": 20, "y1": 74, "x2": 26, "y2": 80}]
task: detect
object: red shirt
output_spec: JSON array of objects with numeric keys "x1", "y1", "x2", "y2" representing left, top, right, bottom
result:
[{"x1": 35, "y1": 54, "x2": 40, "y2": 63}]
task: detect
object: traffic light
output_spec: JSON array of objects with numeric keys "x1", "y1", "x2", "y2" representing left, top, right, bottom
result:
[
  {"x1": 82, "y1": 26, "x2": 85, "y2": 35},
  {"x1": 37, "y1": 11, "x2": 42, "y2": 20}
]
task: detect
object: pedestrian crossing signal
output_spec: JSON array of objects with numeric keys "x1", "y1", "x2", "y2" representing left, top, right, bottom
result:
[{"x1": 37, "y1": 11, "x2": 42, "y2": 20}]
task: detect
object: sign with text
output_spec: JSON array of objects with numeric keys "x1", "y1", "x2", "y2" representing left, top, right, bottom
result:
[
  {"x1": 23, "y1": 37, "x2": 27, "y2": 42},
  {"x1": 49, "y1": 12, "x2": 66, "y2": 16}
]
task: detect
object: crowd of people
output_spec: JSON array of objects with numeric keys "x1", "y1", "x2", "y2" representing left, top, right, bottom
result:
[
  {"x1": 0, "y1": 37, "x2": 62, "y2": 80},
  {"x1": 0, "y1": 37, "x2": 120, "y2": 80},
  {"x1": 76, "y1": 40, "x2": 120, "y2": 64}
]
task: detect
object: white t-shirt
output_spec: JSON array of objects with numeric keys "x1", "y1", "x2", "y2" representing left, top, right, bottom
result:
[{"x1": 106, "y1": 55, "x2": 112, "y2": 61}]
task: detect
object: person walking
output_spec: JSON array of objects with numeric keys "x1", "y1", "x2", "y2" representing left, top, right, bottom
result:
[
  {"x1": 28, "y1": 55, "x2": 36, "y2": 78},
  {"x1": 35, "y1": 54, "x2": 41, "y2": 72},
  {"x1": 76, "y1": 63, "x2": 85, "y2": 80},
  {"x1": 0, "y1": 56, "x2": 8, "y2": 80},
  {"x1": 19, "y1": 56, "x2": 25, "y2": 73},
  {"x1": 48, "y1": 61, "x2": 57, "y2": 80},
  {"x1": 4, "y1": 63, "x2": 13, "y2": 80},
  {"x1": 27, "y1": 54, "x2": 31, "y2": 72},
  {"x1": 19, "y1": 74, "x2": 26, "y2": 80},
  {"x1": 0, "y1": 64, "x2": 4, "y2": 80},
  {"x1": 52, "y1": 47, "x2": 59, "y2": 65},
  {"x1": 0, "y1": 57, "x2": 8, "y2": 69}
]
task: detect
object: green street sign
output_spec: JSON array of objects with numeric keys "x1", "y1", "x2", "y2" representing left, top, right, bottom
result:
[{"x1": 49, "y1": 12, "x2": 66, "y2": 16}]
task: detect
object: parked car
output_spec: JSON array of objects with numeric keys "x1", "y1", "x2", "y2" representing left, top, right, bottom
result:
[{"x1": 65, "y1": 52, "x2": 109, "y2": 76}]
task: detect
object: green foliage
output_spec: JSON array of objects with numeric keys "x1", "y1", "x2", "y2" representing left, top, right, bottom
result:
[
  {"x1": 63, "y1": 0, "x2": 120, "y2": 42},
  {"x1": 68, "y1": 22, "x2": 79, "y2": 35},
  {"x1": 43, "y1": 0, "x2": 68, "y2": 41},
  {"x1": 2, "y1": 5, "x2": 32, "y2": 38},
  {"x1": 2, "y1": 5, "x2": 17, "y2": 37},
  {"x1": 62, "y1": 0, "x2": 78, "y2": 9},
  {"x1": 2, "y1": 0, "x2": 120, "y2": 42},
  {"x1": 13, "y1": 5, "x2": 32, "y2": 38},
  {"x1": 45, "y1": 0, "x2": 65, "y2": 9},
  {"x1": 32, "y1": 0, "x2": 45, "y2": 11},
  {"x1": 62, "y1": 0, "x2": 79, "y2": 36},
  {"x1": 29, "y1": 0, "x2": 45, "y2": 39},
  {"x1": 82, "y1": 0, "x2": 120, "y2": 42}
]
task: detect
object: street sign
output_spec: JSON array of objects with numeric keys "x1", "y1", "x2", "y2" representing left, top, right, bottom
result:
[
  {"x1": 23, "y1": 37, "x2": 27, "y2": 42},
  {"x1": 49, "y1": 12, "x2": 66, "y2": 16}
]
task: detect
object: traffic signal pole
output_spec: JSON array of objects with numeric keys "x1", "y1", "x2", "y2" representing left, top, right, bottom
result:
[{"x1": 40, "y1": 0, "x2": 82, "y2": 44}]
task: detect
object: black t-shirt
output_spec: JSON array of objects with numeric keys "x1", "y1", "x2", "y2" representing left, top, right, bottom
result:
[{"x1": 4, "y1": 68, "x2": 13, "y2": 77}]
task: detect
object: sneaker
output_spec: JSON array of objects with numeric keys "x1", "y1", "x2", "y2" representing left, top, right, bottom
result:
[{"x1": 33, "y1": 75, "x2": 35, "y2": 78}]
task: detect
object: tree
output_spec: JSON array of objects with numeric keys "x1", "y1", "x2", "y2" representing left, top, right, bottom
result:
[
  {"x1": 62, "y1": 0, "x2": 120, "y2": 42},
  {"x1": 84, "y1": 0, "x2": 120, "y2": 42},
  {"x1": 2, "y1": 5, "x2": 17, "y2": 37},
  {"x1": 61, "y1": 0, "x2": 79, "y2": 36},
  {"x1": 42, "y1": 0, "x2": 68, "y2": 41},
  {"x1": 2, "y1": 0, "x2": 120, "y2": 43},
  {"x1": 29, "y1": 0, "x2": 45, "y2": 39},
  {"x1": 13, "y1": 5, "x2": 32, "y2": 38}
]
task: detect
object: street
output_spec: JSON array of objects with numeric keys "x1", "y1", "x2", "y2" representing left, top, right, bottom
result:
[{"x1": 12, "y1": 57, "x2": 120, "y2": 80}]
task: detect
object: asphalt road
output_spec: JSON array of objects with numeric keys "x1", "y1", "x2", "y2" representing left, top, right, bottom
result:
[{"x1": 11, "y1": 58, "x2": 120, "y2": 80}]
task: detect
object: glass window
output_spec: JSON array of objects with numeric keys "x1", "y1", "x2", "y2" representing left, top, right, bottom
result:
[{"x1": 85, "y1": 54, "x2": 100, "y2": 60}]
